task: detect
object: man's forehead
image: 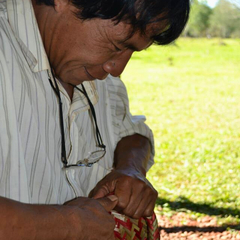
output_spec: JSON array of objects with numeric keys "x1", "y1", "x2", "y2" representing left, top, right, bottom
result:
[
  {"x1": 116, "y1": 34, "x2": 153, "y2": 51},
  {"x1": 112, "y1": 20, "x2": 167, "y2": 50},
  {"x1": 115, "y1": 17, "x2": 168, "y2": 37}
]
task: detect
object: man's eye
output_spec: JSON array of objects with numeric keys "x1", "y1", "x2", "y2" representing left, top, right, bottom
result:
[{"x1": 113, "y1": 44, "x2": 122, "y2": 52}]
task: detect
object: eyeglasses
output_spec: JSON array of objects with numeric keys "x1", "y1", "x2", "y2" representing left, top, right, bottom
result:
[{"x1": 48, "y1": 70, "x2": 106, "y2": 168}]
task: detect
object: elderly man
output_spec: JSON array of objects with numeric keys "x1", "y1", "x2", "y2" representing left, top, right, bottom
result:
[{"x1": 0, "y1": 0, "x2": 189, "y2": 239}]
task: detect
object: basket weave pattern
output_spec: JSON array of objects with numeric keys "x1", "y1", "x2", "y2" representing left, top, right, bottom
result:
[{"x1": 111, "y1": 211, "x2": 160, "y2": 240}]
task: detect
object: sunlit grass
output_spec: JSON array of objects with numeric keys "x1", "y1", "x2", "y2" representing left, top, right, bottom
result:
[{"x1": 121, "y1": 38, "x2": 240, "y2": 223}]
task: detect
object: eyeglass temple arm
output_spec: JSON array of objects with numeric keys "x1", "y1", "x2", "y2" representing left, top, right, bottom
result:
[
  {"x1": 72, "y1": 84, "x2": 106, "y2": 149},
  {"x1": 48, "y1": 70, "x2": 68, "y2": 166}
]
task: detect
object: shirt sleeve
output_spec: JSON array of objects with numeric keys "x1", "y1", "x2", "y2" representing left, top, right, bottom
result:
[{"x1": 107, "y1": 76, "x2": 155, "y2": 171}]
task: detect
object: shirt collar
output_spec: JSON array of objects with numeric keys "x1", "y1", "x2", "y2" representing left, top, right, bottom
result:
[
  {"x1": 7, "y1": 0, "x2": 98, "y2": 105},
  {"x1": 7, "y1": 0, "x2": 49, "y2": 72}
]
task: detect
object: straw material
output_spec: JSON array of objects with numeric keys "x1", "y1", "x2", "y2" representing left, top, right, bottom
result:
[{"x1": 111, "y1": 211, "x2": 160, "y2": 240}]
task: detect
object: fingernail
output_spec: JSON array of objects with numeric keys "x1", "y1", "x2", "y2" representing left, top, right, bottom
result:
[{"x1": 107, "y1": 195, "x2": 118, "y2": 201}]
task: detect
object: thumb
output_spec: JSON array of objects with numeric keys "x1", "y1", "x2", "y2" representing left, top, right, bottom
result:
[
  {"x1": 96, "y1": 195, "x2": 118, "y2": 212},
  {"x1": 89, "y1": 186, "x2": 109, "y2": 199}
]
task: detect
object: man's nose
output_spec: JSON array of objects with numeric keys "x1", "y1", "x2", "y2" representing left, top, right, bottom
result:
[{"x1": 103, "y1": 50, "x2": 133, "y2": 77}]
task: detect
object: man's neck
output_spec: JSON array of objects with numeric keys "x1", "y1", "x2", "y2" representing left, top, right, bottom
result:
[
  {"x1": 32, "y1": 0, "x2": 74, "y2": 100},
  {"x1": 59, "y1": 80, "x2": 74, "y2": 101}
]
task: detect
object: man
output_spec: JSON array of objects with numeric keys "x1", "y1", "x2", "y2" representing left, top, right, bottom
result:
[{"x1": 0, "y1": 0, "x2": 189, "y2": 239}]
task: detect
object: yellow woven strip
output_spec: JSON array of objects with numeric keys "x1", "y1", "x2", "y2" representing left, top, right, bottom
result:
[{"x1": 148, "y1": 218, "x2": 159, "y2": 240}]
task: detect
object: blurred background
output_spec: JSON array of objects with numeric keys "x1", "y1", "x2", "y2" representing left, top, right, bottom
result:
[{"x1": 121, "y1": 0, "x2": 240, "y2": 238}]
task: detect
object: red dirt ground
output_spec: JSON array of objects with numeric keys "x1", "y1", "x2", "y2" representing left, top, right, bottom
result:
[{"x1": 157, "y1": 213, "x2": 240, "y2": 240}]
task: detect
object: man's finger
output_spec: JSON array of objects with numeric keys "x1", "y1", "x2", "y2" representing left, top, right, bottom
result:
[
  {"x1": 96, "y1": 195, "x2": 118, "y2": 212},
  {"x1": 89, "y1": 186, "x2": 109, "y2": 199},
  {"x1": 114, "y1": 178, "x2": 132, "y2": 210}
]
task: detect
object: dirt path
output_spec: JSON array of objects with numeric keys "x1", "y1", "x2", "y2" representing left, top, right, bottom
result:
[{"x1": 157, "y1": 213, "x2": 240, "y2": 240}]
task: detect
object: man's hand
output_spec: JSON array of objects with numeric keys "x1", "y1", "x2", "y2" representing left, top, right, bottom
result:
[
  {"x1": 89, "y1": 134, "x2": 158, "y2": 219},
  {"x1": 64, "y1": 195, "x2": 118, "y2": 240},
  {"x1": 0, "y1": 195, "x2": 118, "y2": 240},
  {"x1": 89, "y1": 169, "x2": 158, "y2": 219}
]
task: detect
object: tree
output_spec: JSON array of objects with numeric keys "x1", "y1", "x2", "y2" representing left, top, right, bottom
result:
[
  {"x1": 184, "y1": 0, "x2": 212, "y2": 37},
  {"x1": 209, "y1": 0, "x2": 240, "y2": 38}
]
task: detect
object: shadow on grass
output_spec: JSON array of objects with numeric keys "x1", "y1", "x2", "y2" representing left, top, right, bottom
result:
[
  {"x1": 160, "y1": 225, "x2": 240, "y2": 233},
  {"x1": 156, "y1": 196, "x2": 240, "y2": 231},
  {"x1": 156, "y1": 196, "x2": 240, "y2": 218}
]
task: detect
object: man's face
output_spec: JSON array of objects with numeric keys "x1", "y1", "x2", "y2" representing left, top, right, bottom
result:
[{"x1": 47, "y1": 4, "x2": 154, "y2": 85}]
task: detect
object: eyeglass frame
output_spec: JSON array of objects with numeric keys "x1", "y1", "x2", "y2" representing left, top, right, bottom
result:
[{"x1": 48, "y1": 69, "x2": 106, "y2": 168}]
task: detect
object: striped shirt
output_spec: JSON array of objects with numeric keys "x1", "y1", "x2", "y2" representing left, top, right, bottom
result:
[{"x1": 0, "y1": 0, "x2": 154, "y2": 204}]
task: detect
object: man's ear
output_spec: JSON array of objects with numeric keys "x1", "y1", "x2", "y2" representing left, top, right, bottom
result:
[{"x1": 54, "y1": 0, "x2": 69, "y2": 12}]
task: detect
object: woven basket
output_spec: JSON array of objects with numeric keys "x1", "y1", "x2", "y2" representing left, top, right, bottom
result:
[{"x1": 111, "y1": 211, "x2": 160, "y2": 240}]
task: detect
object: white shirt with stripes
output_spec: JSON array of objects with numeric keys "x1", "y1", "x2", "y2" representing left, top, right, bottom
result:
[{"x1": 0, "y1": 0, "x2": 154, "y2": 204}]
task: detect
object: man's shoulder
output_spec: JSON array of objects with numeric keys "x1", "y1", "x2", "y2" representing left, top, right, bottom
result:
[
  {"x1": 0, "y1": 0, "x2": 7, "y2": 18},
  {"x1": 0, "y1": 16, "x2": 16, "y2": 52},
  {"x1": 94, "y1": 75, "x2": 128, "y2": 102},
  {"x1": 0, "y1": 15, "x2": 33, "y2": 72},
  {"x1": 102, "y1": 75, "x2": 126, "y2": 90},
  {"x1": 0, "y1": 19, "x2": 20, "y2": 76}
]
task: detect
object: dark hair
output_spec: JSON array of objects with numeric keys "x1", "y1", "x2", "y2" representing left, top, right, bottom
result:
[{"x1": 37, "y1": 0, "x2": 190, "y2": 45}]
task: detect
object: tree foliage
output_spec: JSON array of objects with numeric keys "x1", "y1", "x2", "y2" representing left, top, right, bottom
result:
[
  {"x1": 185, "y1": 0, "x2": 212, "y2": 37},
  {"x1": 209, "y1": 0, "x2": 240, "y2": 37},
  {"x1": 184, "y1": 0, "x2": 240, "y2": 38}
]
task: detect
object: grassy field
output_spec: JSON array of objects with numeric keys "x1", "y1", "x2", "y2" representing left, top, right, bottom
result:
[{"x1": 121, "y1": 38, "x2": 240, "y2": 225}]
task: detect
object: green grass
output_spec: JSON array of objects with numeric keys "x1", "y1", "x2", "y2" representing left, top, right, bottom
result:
[{"x1": 121, "y1": 38, "x2": 240, "y2": 224}]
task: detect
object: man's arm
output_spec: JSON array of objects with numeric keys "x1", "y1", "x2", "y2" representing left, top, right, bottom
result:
[
  {"x1": 0, "y1": 195, "x2": 117, "y2": 240},
  {"x1": 113, "y1": 133, "x2": 150, "y2": 176},
  {"x1": 89, "y1": 133, "x2": 158, "y2": 219}
]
